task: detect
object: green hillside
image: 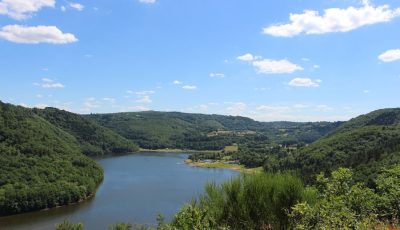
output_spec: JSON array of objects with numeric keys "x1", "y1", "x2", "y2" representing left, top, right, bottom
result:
[
  {"x1": 0, "y1": 101, "x2": 103, "y2": 216},
  {"x1": 279, "y1": 108, "x2": 400, "y2": 184},
  {"x1": 88, "y1": 111, "x2": 341, "y2": 150},
  {"x1": 34, "y1": 107, "x2": 139, "y2": 156}
]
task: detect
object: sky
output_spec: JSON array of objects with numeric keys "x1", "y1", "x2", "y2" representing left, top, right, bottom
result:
[{"x1": 0, "y1": 0, "x2": 399, "y2": 122}]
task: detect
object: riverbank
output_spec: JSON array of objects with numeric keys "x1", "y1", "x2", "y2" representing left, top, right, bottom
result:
[
  {"x1": 139, "y1": 148, "x2": 221, "y2": 154},
  {"x1": 185, "y1": 159, "x2": 263, "y2": 174}
]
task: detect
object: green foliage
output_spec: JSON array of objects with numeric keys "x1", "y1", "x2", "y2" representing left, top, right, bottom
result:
[
  {"x1": 275, "y1": 108, "x2": 400, "y2": 184},
  {"x1": 376, "y1": 164, "x2": 400, "y2": 222},
  {"x1": 34, "y1": 107, "x2": 139, "y2": 156},
  {"x1": 89, "y1": 111, "x2": 340, "y2": 150},
  {"x1": 0, "y1": 101, "x2": 103, "y2": 216},
  {"x1": 167, "y1": 201, "x2": 217, "y2": 230},
  {"x1": 167, "y1": 173, "x2": 315, "y2": 230},
  {"x1": 108, "y1": 223, "x2": 133, "y2": 230},
  {"x1": 56, "y1": 220, "x2": 84, "y2": 230},
  {"x1": 290, "y1": 168, "x2": 386, "y2": 229}
]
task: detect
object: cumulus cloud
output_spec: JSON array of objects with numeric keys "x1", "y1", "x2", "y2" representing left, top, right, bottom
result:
[
  {"x1": 0, "y1": 25, "x2": 78, "y2": 44},
  {"x1": 253, "y1": 59, "x2": 303, "y2": 74},
  {"x1": 136, "y1": 95, "x2": 152, "y2": 104},
  {"x1": 34, "y1": 78, "x2": 65, "y2": 88},
  {"x1": 81, "y1": 97, "x2": 101, "y2": 113},
  {"x1": 69, "y1": 2, "x2": 84, "y2": 11},
  {"x1": 237, "y1": 53, "x2": 261, "y2": 62},
  {"x1": 209, "y1": 73, "x2": 225, "y2": 78},
  {"x1": 378, "y1": 49, "x2": 400, "y2": 62},
  {"x1": 263, "y1": 1, "x2": 400, "y2": 37},
  {"x1": 139, "y1": 0, "x2": 156, "y2": 4},
  {"x1": 238, "y1": 53, "x2": 302, "y2": 74},
  {"x1": 173, "y1": 80, "x2": 182, "y2": 85},
  {"x1": 226, "y1": 102, "x2": 247, "y2": 116},
  {"x1": 133, "y1": 91, "x2": 154, "y2": 104},
  {"x1": 182, "y1": 85, "x2": 197, "y2": 90},
  {"x1": 289, "y1": 78, "x2": 321, "y2": 87},
  {"x1": 0, "y1": 0, "x2": 55, "y2": 20}
]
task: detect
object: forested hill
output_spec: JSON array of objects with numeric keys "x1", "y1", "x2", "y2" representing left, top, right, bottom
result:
[
  {"x1": 0, "y1": 101, "x2": 103, "y2": 216},
  {"x1": 34, "y1": 107, "x2": 139, "y2": 156},
  {"x1": 88, "y1": 111, "x2": 342, "y2": 150},
  {"x1": 279, "y1": 108, "x2": 400, "y2": 185}
]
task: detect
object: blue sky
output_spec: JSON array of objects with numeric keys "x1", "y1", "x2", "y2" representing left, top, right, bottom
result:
[{"x1": 0, "y1": 0, "x2": 399, "y2": 121}]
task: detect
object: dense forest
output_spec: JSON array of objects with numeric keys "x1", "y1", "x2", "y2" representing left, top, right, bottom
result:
[
  {"x1": 0, "y1": 102, "x2": 138, "y2": 216},
  {"x1": 88, "y1": 111, "x2": 341, "y2": 150},
  {"x1": 191, "y1": 108, "x2": 400, "y2": 185},
  {"x1": 34, "y1": 107, "x2": 139, "y2": 156},
  {"x1": 0, "y1": 102, "x2": 103, "y2": 215},
  {"x1": 275, "y1": 108, "x2": 400, "y2": 185}
]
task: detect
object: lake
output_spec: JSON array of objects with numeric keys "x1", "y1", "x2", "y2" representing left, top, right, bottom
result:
[{"x1": 0, "y1": 152, "x2": 238, "y2": 230}]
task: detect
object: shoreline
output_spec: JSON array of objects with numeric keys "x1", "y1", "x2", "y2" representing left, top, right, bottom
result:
[
  {"x1": 185, "y1": 159, "x2": 263, "y2": 174},
  {"x1": 138, "y1": 148, "x2": 221, "y2": 154}
]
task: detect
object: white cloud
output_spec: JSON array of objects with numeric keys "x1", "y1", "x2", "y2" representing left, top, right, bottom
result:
[
  {"x1": 226, "y1": 102, "x2": 247, "y2": 116},
  {"x1": 0, "y1": 0, "x2": 55, "y2": 20},
  {"x1": 173, "y1": 80, "x2": 182, "y2": 85},
  {"x1": 316, "y1": 104, "x2": 334, "y2": 112},
  {"x1": 103, "y1": 97, "x2": 116, "y2": 103},
  {"x1": 253, "y1": 59, "x2": 303, "y2": 74},
  {"x1": 61, "y1": 5, "x2": 66, "y2": 12},
  {"x1": 34, "y1": 78, "x2": 65, "y2": 88},
  {"x1": 313, "y1": 65, "x2": 320, "y2": 69},
  {"x1": 139, "y1": 0, "x2": 156, "y2": 4},
  {"x1": 69, "y1": 2, "x2": 84, "y2": 11},
  {"x1": 136, "y1": 95, "x2": 152, "y2": 104},
  {"x1": 378, "y1": 49, "x2": 400, "y2": 62},
  {"x1": 289, "y1": 78, "x2": 321, "y2": 87},
  {"x1": 182, "y1": 85, "x2": 197, "y2": 90},
  {"x1": 34, "y1": 103, "x2": 48, "y2": 109},
  {"x1": 133, "y1": 90, "x2": 154, "y2": 104},
  {"x1": 293, "y1": 103, "x2": 309, "y2": 109},
  {"x1": 135, "y1": 90, "x2": 155, "y2": 95},
  {"x1": 119, "y1": 105, "x2": 149, "y2": 112},
  {"x1": 0, "y1": 25, "x2": 78, "y2": 44},
  {"x1": 257, "y1": 105, "x2": 291, "y2": 112},
  {"x1": 19, "y1": 103, "x2": 29, "y2": 108},
  {"x1": 238, "y1": 52, "x2": 302, "y2": 74},
  {"x1": 237, "y1": 53, "x2": 260, "y2": 62},
  {"x1": 84, "y1": 97, "x2": 100, "y2": 108},
  {"x1": 254, "y1": 87, "x2": 269, "y2": 91},
  {"x1": 263, "y1": 1, "x2": 400, "y2": 37},
  {"x1": 209, "y1": 73, "x2": 225, "y2": 78}
]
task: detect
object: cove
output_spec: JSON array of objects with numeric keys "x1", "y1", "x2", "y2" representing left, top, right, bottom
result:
[{"x1": 0, "y1": 152, "x2": 238, "y2": 230}]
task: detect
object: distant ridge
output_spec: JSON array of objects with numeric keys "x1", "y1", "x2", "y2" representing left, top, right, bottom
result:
[
  {"x1": 88, "y1": 111, "x2": 342, "y2": 150},
  {"x1": 280, "y1": 108, "x2": 400, "y2": 185}
]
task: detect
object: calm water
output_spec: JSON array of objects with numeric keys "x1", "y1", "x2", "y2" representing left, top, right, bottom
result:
[{"x1": 0, "y1": 153, "x2": 238, "y2": 230}]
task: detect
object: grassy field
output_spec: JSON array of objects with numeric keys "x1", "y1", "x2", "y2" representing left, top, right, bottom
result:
[
  {"x1": 186, "y1": 159, "x2": 263, "y2": 174},
  {"x1": 224, "y1": 145, "x2": 239, "y2": 153}
]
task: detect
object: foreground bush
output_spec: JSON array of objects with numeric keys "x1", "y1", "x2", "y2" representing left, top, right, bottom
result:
[
  {"x1": 165, "y1": 173, "x2": 315, "y2": 230},
  {"x1": 290, "y1": 167, "x2": 400, "y2": 229}
]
